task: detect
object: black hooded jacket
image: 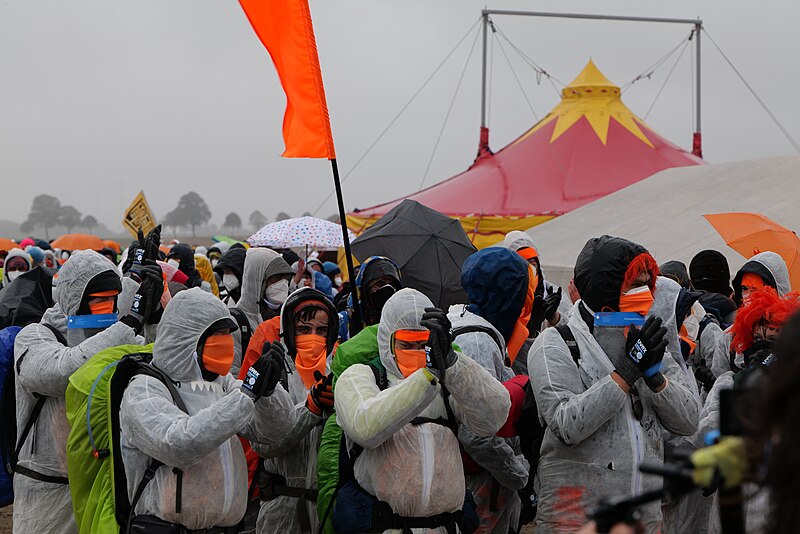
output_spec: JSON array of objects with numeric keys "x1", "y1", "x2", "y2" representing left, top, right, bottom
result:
[
  {"x1": 574, "y1": 235, "x2": 649, "y2": 313},
  {"x1": 214, "y1": 243, "x2": 246, "y2": 303}
]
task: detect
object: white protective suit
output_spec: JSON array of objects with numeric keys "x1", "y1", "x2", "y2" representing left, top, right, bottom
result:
[
  {"x1": 119, "y1": 288, "x2": 273, "y2": 529},
  {"x1": 703, "y1": 252, "x2": 792, "y2": 381},
  {"x1": 231, "y1": 248, "x2": 292, "y2": 375},
  {"x1": 695, "y1": 372, "x2": 768, "y2": 534},
  {"x1": 335, "y1": 289, "x2": 511, "y2": 533},
  {"x1": 2, "y1": 248, "x2": 32, "y2": 288},
  {"x1": 253, "y1": 334, "x2": 330, "y2": 534},
  {"x1": 448, "y1": 305, "x2": 528, "y2": 534},
  {"x1": 649, "y1": 277, "x2": 706, "y2": 534},
  {"x1": 527, "y1": 302, "x2": 700, "y2": 533},
  {"x1": 13, "y1": 251, "x2": 143, "y2": 534}
]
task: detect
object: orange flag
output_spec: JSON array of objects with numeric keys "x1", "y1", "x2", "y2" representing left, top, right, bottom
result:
[{"x1": 240, "y1": 0, "x2": 336, "y2": 159}]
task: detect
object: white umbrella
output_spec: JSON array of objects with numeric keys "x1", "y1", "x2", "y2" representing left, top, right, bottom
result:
[{"x1": 247, "y1": 216, "x2": 356, "y2": 250}]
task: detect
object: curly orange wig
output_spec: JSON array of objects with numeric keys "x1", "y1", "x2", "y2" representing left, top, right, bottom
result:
[
  {"x1": 622, "y1": 252, "x2": 660, "y2": 294},
  {"x1": 731, "y1": 288, "x2": 800, "y2": 352}
]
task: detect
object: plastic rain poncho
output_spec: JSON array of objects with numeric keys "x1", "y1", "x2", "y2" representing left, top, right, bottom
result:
[
  {"x1": 231, "y1": 248, "x2": 292, "y2": 375},
  {"x1": 253, "y1": 348, "x2": 329, "y2": 534},
  {"x1": 119, "y1": 288, "x2": 273, "y2": 529},
  {"x1": 649, "y1": 277, "x2": 706, "y2": 534},
  {"x1": 527, "y1": 304, "x2": 700, "y2": 533},
  {"x1": 335, "y1": 289, "x2": 511, "y2": 532},
  {"x1": 13, "y1": 251, "x2": 142, "y2": 534},
  {"x1": 448, "y1": 306, "x2": 528, "y2": 534}
]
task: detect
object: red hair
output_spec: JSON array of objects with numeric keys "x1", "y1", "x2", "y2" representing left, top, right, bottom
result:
[
  {"x1": 622, "y1": 253, "x2": 660, "y2": 294},
  {"x1": 731, "y1": 289, "x2": 800, "y2": 352}
]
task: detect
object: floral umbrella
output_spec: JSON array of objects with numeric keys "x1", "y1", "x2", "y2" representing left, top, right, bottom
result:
[{"x1": 247, "y1": 216, "x2": 355, "y2": 250}]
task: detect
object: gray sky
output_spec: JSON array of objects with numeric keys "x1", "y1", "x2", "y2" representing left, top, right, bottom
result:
[{"x1": 1, "y1": 0, "x2": 797, "y2": 233}]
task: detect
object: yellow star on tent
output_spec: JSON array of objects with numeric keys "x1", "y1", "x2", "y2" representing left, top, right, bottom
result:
[{"x1": 517, "y1": 60, "x2": 654, "y2": 148}]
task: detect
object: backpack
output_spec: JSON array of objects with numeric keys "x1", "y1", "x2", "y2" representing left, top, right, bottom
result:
[
  {"x1": 230, "y1": 308, "x2": 252, "y2": 357},
  {"x1": 64, "y1": 344, "x2": 189, "y2": 534},
  {"x1": 516, "y1": 323, "x2": 580, "y2": 527},
  {"x1": 1, "y1": 323, "x2": 67, "y2": 508}
]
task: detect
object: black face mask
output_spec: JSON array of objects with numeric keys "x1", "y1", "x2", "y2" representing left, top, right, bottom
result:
[
  {"x1": 366, "y1": 284, "x2": 396, "y2": 325},
  {"x1": 743, "y1": 339, "x2": 774, "y2": 368}
]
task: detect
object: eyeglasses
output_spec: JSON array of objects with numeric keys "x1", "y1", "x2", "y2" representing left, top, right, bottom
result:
[{"x1": 630, "y1": 385, "x2": 643, "y2": 421}]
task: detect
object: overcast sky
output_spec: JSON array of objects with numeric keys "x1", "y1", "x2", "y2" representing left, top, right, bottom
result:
[{"x1": 1, "y1": 0, "x2": 797, "y2": 232}]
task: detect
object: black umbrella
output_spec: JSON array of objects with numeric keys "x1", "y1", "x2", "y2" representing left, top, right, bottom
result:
[
  {"x1": 0, "y1": 267, "x2": 54, "y2": 328},
  {"x1": 351, "y1": 200, "x2": 477, "y2": 309}
]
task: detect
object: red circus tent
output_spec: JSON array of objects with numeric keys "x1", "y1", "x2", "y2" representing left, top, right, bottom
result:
[{"x1": 348, "y1": 60, "x2": 704, "y2": 248}]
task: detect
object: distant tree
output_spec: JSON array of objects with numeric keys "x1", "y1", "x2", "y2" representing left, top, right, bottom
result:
[
  {"x1": 223, "y1": 212, "x2": 242, "y2": 232},
  {"x1": 170, "y1": 191, "x2": 211, "y2": 237},
  {"x1": 59, "y1": 205, "x2": 82, "y2": 233},
  {"x1": 162, "y1": 209, "x2": 185, "y2": 235},
  {"x1": 326, "y1": 214, "x2": 340, "y2": 223},
  {"x1": 275, "y1": 212, "x2": 291, "y2": 222},
  {"x1": 23, "y1": 194, "x2": 62, "y2": 239},
  {"x1": 81, "y1": 215, "x2": 98, "y2": 232},
  {"x1": 249, "y1": 210, "x2": 268, "y2": 231}
]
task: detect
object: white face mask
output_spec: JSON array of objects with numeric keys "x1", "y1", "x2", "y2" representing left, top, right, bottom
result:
[
  {"x1": 7, "y1": 271, "x2": 23, "y2": 282},
  {"x1": 222, "y1": 274, "x2": 240, "y2": 291},
  {"x1": 211, "y1": 259, "x2": 219, "y2": 268},
  {"x1": 265, "y1": 279, "x2": 290, "y2": 305},
  {"x1": 167, "y1": 259, "x2": 181, "y2": 270},
  {"x1": 684, "y1": 302, "x2": 705, "y2": 341},
  {"x1": 334, "y1": 276, "x2": 343, "y2": 286}
]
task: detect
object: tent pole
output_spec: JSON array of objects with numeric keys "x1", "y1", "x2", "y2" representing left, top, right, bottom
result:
[
  {"x1": 330, "y1": 158, "x2": 362, "y2": 333},
  {"x1": 480, "y1": 11, "x2": 489, "y2": 129},
  {"x1": 694, "y1": 20, "x2": 703, "y2": 157}
]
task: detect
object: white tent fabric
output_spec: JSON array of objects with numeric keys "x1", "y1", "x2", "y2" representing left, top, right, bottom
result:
[{"x1": 524, "y1": 156, "x2": 800, "y2": 289}]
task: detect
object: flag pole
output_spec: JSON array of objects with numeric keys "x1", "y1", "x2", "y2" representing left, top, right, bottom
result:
[{"x1": 330, "y1": 158, "x2": 362, "y2": 334}]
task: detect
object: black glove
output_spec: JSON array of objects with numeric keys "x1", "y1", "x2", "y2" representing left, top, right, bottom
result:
[
  {"x1": 543, "y1": 286, "x2": 563, "y2": 323},
  {"x1": 241, "y1": 342, "x2": 285, "y2": 401},
  {"x1": 126, "y1": 264, "x2": 163, "y2": 327},
  {"x1": 141, "y1": 225, "x2": 162, "y2": 263},
  {"x1": 694, "y1": 364, "x2": 716, "y2": 393},
  {"x1": 307, "y1": 370, "x2": 334, "y2": 416},
  {"x1": 612, "y1": 316, "x2": 668, "y2": 390},
  {"x1": 421, "y1": 307, "x2": 457, "y2": 376}
]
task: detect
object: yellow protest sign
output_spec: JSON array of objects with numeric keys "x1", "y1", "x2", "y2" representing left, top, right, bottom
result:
[{"x1": 122, "y1": 191, "x2": 157, "y2": 238}]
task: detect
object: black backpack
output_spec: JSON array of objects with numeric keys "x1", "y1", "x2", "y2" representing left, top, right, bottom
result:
[
  {"x1": 230, "y1": 308, "x2": 252, "y2": 356},
  {"x1": 1, "y1": 323, "x2": 68, "y2": 497}
]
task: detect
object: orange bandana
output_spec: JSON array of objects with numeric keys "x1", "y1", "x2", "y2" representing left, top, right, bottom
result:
[
  {"x1": 516, "y1": 247, "x2": 539, "y2": 262},
  {"x1": 201, "y1": 334, "x2": 235, "y2": 376},
  {"x1": 619, "y1": 286, "x2": 655, "y2": 315},
  {"x1": 507, "y1": 265, "x2": 538, "y2": 364},
  {"x1": 741, "y1": 273, "x2": 766, "y2": 292},
  {"x1": 295, "y1": 334, "x2": 328, "y2": 388},
  {"x1": 393, "y1": 330, "x2": 430, "y2": 378}
]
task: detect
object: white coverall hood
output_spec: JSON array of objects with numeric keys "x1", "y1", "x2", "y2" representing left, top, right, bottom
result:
[
  {"x1": 377, "y1": 288, "x2": 434, "y2": 380},
  {"x1": 743, "y1": 251, "x2": 791, "y2": 296},
  {"x1": 154, "y1": 287, "x2": 237, "y2": 382},
  {"x1": 2, "y1": 248, "x2": 32, "y2": 287},
  {"x1": 502, "y1": 231, "x2": 536, "y2": 253},
  {"x1": 234, "y1": 248, "x2": 291, "y2": 330}
]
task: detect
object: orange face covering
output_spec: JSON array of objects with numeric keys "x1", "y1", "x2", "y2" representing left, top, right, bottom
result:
[
  {"x1": 393, "y1": 330, "x2": 430, "y2": 378},
  {"x1": 741, "y1": 273, "x2": 766, "y2": 293},
  {"x1": 295, "y1": 334, "x2": 328, "y2": 388},
  {"x1": 507, "y1": 265, "x2": 538, "y2": 364},
  {"x1": 619, "y1": 286, "x2": 655, "y2": 315},
  {"x1": 88, "y1": 290, "x2": 119, "y2": 315},
  {"x1": 201, "y1": 334, "x2": 235, "y2": 376},
  {"x1": 516, "y1": 247, "x2": 539, "y2": 262}
]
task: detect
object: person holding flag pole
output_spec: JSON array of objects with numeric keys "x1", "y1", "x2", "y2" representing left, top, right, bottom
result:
[{"x1": 237, "y1": 1, "x2": 360, "y2": 532}]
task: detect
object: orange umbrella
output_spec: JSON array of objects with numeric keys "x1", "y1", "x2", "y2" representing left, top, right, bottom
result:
[
  {"x1": 0, "y1": 238, "x2": 19, "y2": 252},
  {"x1": 50, "y1": 233, "x2": 106, "y2": 252},
  {"x1": 103, "y1": 240, "x2": 122, "y2": 254},
  {"x1": 704, "y1": 212, "x2": 800, "y2": 290}
]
